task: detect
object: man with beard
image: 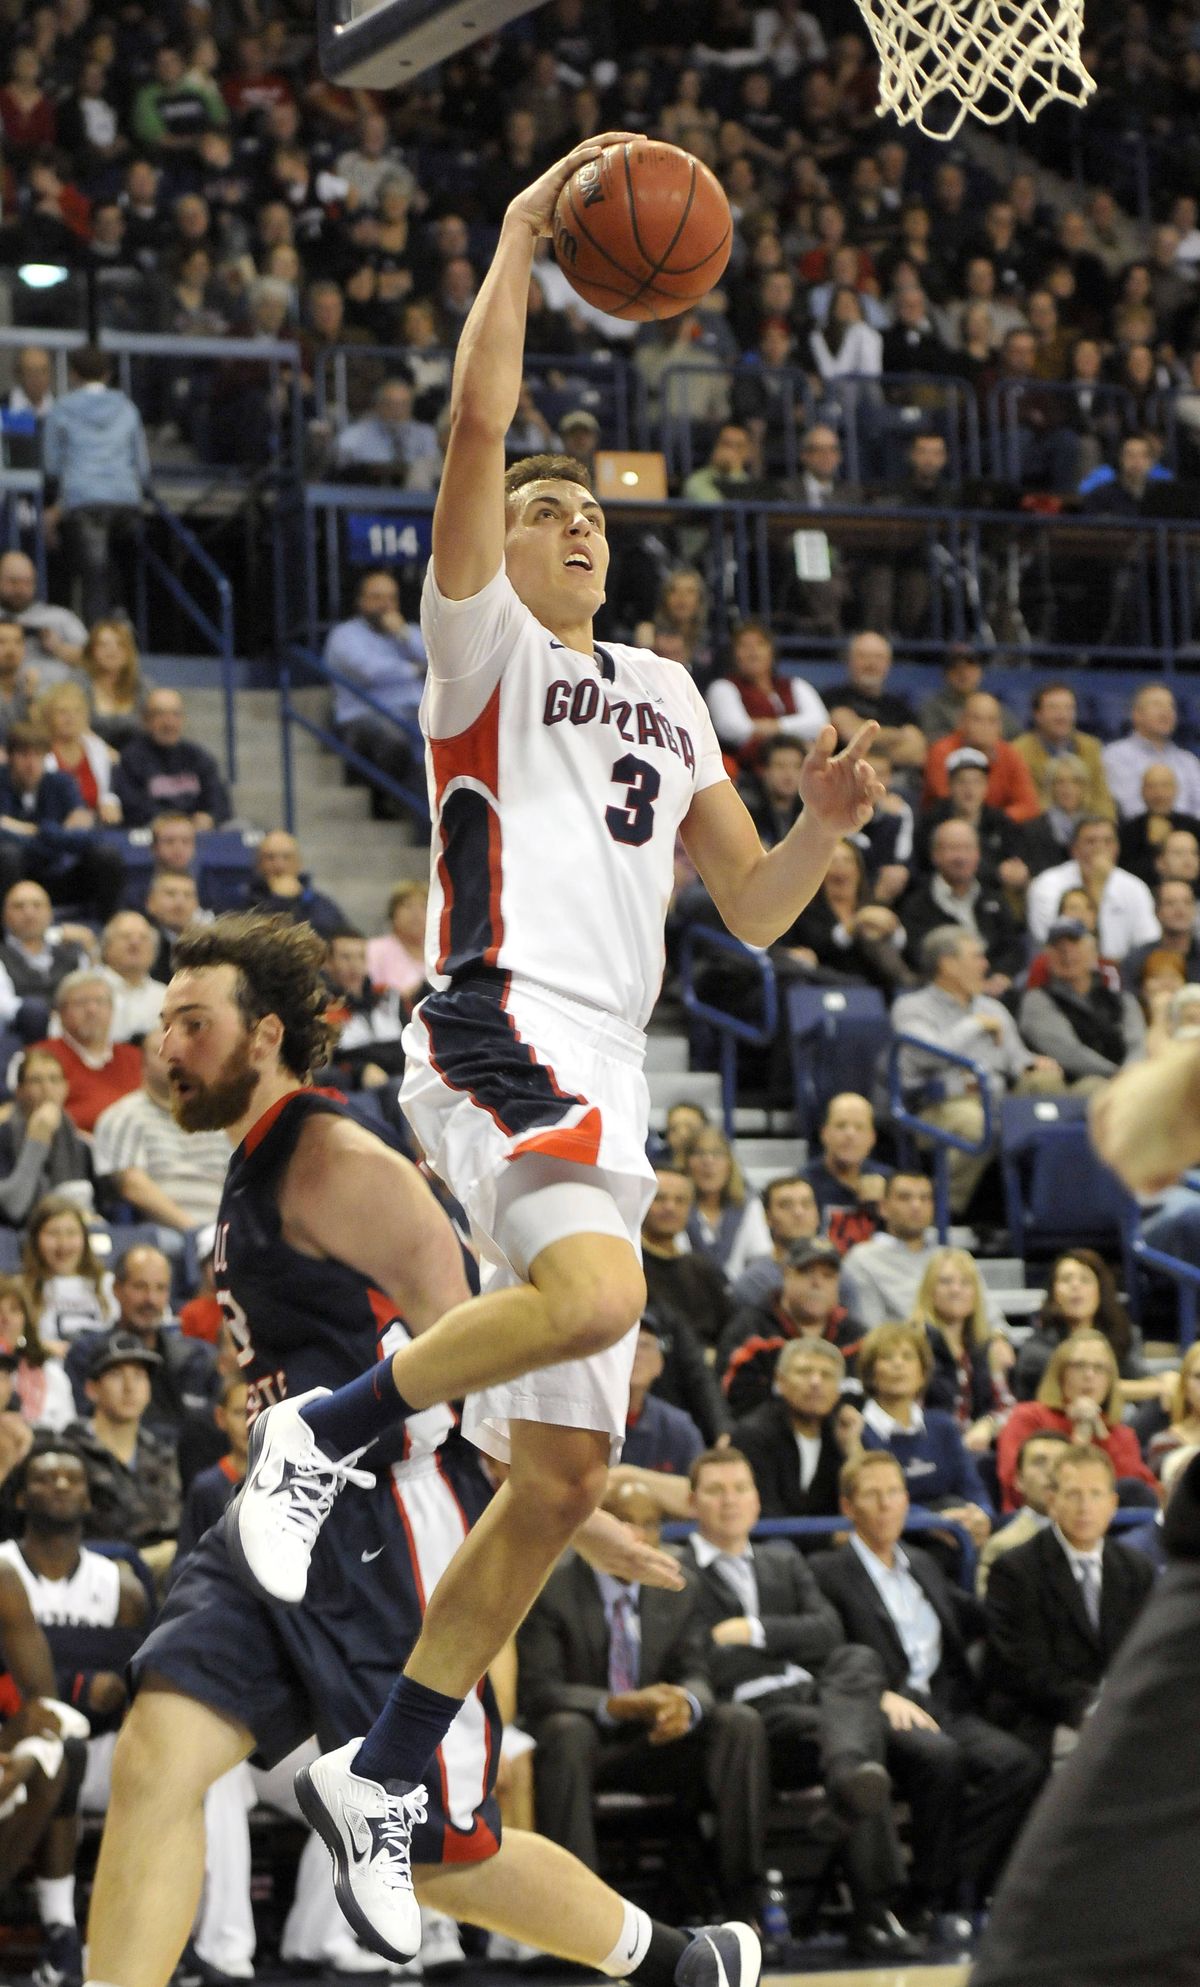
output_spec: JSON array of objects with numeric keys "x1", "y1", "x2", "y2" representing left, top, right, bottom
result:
[{"x1": 80, "y1": 912, "x2": 759, "y2": 1987}]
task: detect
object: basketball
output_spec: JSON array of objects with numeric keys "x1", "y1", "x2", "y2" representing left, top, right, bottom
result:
[{"x1": 552, "y1": 138, "x2": 732, "y2": 323}]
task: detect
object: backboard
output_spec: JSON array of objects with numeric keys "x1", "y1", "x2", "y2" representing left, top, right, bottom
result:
[{"x1": 318, "y1": 0, "x2": 537, "y2": 88}]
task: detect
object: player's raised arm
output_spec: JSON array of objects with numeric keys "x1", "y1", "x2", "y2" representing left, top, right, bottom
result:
[
  {"x1": 681, "y1": 721, "x2": 885, "y2": 947},
  {"x1": 432, "y1": 133, "x2": 638, "y2": 602}
]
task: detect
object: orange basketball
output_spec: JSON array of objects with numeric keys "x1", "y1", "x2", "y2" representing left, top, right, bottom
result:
[{"x1": 552, "y1": 138, "x2": 732, "y2": 323}]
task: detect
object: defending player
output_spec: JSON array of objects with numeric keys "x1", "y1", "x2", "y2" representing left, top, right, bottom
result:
[
  {"x1": 81, "y1": 913, "x2": 759, "y2": 1987},
  {"x1": 227, "y1": 134, "x2": 885, "y2": 1958}
]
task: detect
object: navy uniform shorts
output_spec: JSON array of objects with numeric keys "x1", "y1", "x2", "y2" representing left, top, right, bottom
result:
[{"x1": 134, "y1": 1452, "x2": 502, "y2": 1866}]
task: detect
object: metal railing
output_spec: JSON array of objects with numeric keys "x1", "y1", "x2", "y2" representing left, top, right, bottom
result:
[
  {"x1": 276, "y1": 638, "x2": 428, "y2": 836},
  {"x1": 888, "y1": 1035, "x2": 996, "y2": 1243},
  {"x1": 678, "y1": 926, "x2": 778, "y2": 1137},
  {"x1": 133, "y1": 497, "x2": 237, "y2": 782}
]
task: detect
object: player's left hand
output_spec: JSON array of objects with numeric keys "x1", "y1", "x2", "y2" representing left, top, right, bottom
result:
[
  {"x1": 573, "y1": 1507, "x2": 685, "y2": 1590},
  {"x1": 798, "y1": 721, "x2": 886, "y2": 836}
]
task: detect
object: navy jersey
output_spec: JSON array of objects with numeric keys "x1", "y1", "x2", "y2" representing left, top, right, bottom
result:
[
  {"x1": 136, "y1": 1086, "x2": 503, "y2": 1858},
  {"x1": 215, "y1": 1089, "x2": 432, "y2": 1465}
]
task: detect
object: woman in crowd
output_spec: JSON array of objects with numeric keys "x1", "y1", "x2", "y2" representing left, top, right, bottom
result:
[
  {"x1": 21, "y1": 1196, "x2": 117, "y2": 1356},
  {"x1": 779, "y1": 837, "x2": 915, "y2": 994},
  {"x1": 634, "y1": 567, "x2": 713, "y2": 678},
  {"x1": 685, "y1": 1125, "x2": 772, "y2": 1278},
  {"x1": 79, "y1": 618, "x2": 146, "y2": 747},
  {"x1": 1013, "y1": 1248, "x2": 1163, "y2": 1403},
  {"x1": 852, "y1": 1322, "x2": 994, "y2": 1546},
  {"x1": 38, "y1": 683, "x2": 120, "y2": 823},
  {"x1": 365, "y1": 881, "x2": 428, "y2": 999},
  {"x1": 0, "y1": 1275, "x2": 73, "y2": 1432},
  {"x1": 809, "y1": 282, "x2": 883, "y2": 381},
  {"x1": 905, "y1": 1247, "x2": 1016, "y2": 1451},
  {"x1": 1148, "y1": 1341, "x2": 1200, "y2": 1475},
  {"x1": 705, "y1": 619, "x2": 830, "y2": 772},
  {"x1": 998, "y1": 1332, "x2": 1160, "y2": 1510}
]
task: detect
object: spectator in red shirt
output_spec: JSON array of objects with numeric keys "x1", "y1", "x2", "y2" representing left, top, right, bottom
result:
[
  {"x1": 34, "y1": 971, "x2": 140, "y2": 1135},
  {"x1": 924, "y1": 692, "x2": 1044, "y2": 823},
  {"x1": 221, "y1": 34, "x2": 294, "y2": 124},
  {"x1": 0, "y1": 49, "x2": 57, "y2": 167}
]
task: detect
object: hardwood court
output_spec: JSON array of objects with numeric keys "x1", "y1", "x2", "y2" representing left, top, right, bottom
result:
[{"x1": 774, "y1": 1967, "x2": 969, "y2": 1986}]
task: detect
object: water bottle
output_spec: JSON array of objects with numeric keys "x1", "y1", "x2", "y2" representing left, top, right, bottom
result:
[{"x1": 760, "y1": 1869, "x2": 790, "y2": 1962}]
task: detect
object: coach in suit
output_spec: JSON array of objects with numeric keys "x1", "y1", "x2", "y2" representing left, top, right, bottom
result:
[
  {"x1": 982, "y1": 1443, "x2": 1154, "y2": 1763},
  {"x1": 734, "y1": 1338, "x2": 850, "y2": 1522},
  {"x1": 517, "y1": 1490, "x2": 769, "y2": 1917},
  {"x1": 812, "y1": 1450, "x2": 1043, "y2": 1924},
  {"x1": 680, "y1": 1445, "x2": 922, "y2": 1963},
  {"x1": 971, "y1": 1451, "x2": 1200, "y2": 1985}
]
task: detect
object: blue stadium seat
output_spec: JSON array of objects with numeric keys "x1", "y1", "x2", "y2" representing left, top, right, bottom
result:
[
  {"x1": 1000, "y1": 1095, "x2": 1135, "y2": 1259},
  {"x1": 785, "y1": 985, "x2": 891, "y2": 1140}
]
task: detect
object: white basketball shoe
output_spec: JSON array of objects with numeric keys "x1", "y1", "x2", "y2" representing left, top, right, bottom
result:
[
  {"x1": 295, "y1": 1740, "x2": 427, "y2": 1964},
  {"x1": 225, "y1": 1389, "x2": 375, "y2": 1603}
]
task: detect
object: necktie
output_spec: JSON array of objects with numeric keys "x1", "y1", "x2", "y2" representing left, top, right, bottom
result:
[
  {"x1": 608, "y1": 1589, "x2": 639, "y2": 1694},
  {"x1": 1079, "y1": 1558, "x2": 1101, "y2": 1632}
]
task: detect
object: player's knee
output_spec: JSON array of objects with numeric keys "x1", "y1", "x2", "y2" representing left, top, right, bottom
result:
[
  {"x1": 535, "y1": 1452, "x2": 610, "y2": 1538},
  {"x1": 543, "y1": 1259, "x2": 646, "y2": 1360}
]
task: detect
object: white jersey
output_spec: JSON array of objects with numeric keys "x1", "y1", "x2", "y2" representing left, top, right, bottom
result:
[
  {"x1": 0, "y1": 1539, "x2": 120, "y2": 1628},
  {"x1": 419, "y1": 563, "x2": 729, "y2": 1029}
]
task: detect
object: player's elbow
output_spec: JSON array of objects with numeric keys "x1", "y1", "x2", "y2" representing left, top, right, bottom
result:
[{"x1": 447, "y1": 397, "x2": 509, "y2": 447}]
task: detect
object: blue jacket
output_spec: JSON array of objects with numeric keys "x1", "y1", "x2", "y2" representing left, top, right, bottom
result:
[
  {"x1": 0, "y1": 768, "x2": 84, "y2": 858},
  {"x1": 861, "y1": 1405, "x2": 994, "y2": 1516},
  {"x1": 623, "y1": 1393, "x2": 704, "y2": 1476},
  {"x1": 43, "y1": 385, "x2": 150, "y2": 511}
]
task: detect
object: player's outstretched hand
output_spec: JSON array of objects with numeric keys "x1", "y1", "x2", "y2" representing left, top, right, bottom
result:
[
  {"x1": 1091, "y1": 1039, "x2": 1200, "y2": 1192},
  {"x1": 507, "y1": 133, "x2": 643, "y2": 241},
  {"x1": 573, "y1": 1506, "x2": 686, "y2": 1590},
  {"x1": 798, "y1": 721, "x2": 886, "y2": 836}
]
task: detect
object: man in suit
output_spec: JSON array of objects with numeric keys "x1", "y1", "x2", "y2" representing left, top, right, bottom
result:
[
  {"x1": 680, "y1": 1447, "x2": 922, "y2": 1963},
  {"x1": 982, "y1": 1444, "x2": 1154, "y2": 1763},
  {"x1": 735, "y1": 1340, "x2": 856, "y2": 1523},
  {"x1": 517, "y1": 1484, "x2": 769, "y2": 1920},
  {"x1": 813, "y1": 1451, "x2": 1043, "y2": 1932}
]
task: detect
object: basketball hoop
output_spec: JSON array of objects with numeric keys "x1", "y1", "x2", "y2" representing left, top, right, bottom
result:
[{"x1": 854, "y1": 0, "x2": 1095, "y2": 139}]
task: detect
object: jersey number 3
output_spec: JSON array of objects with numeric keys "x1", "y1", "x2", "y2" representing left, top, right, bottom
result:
[{"x1": 605, "y1": 752, "x2": 660, "y2": 848}]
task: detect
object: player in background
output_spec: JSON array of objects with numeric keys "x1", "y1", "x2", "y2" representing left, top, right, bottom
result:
[
  {"x1": 80, "y1": 916, "x2": 758, "y2": 1987},
  {"x1": 227, "y1": 135, "x2": 884, "y2": 1960},
  {"x1": 964, "y1": 1053, "x2": 1200, "y2": 1986}
]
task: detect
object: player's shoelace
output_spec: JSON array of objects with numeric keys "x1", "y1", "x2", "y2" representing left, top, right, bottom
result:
[
  {"x1": 267, "y1": 1447, "x2": 376, "y2": 1548},
  {"x1": 374, "y1": 1784, "x2": 429, "y2": 1891}
]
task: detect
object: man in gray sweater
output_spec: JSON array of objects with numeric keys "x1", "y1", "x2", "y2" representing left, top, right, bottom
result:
[{"x1": 1018, "y1": 918, "x2": 1145, "y2": 1080}]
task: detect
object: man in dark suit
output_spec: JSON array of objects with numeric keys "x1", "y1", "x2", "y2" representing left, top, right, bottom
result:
[
  {"x1": 970, "y1": 1450, "x2": 1200, "y2": 1986},
  {"x1": 900, "y1": 818, "x2": 1027, "y2": 992},
  {"x1": 812, "y1": 1451, "x2": 1043, "y2": 1932},
  {"x1": 734, "y1": 1339, "x2": 854, "y2": 1522},
  {"x1": 982, "y1": 1444, "x2": 1154, "y2": 1764},
  {"x1": 680, "y1": 1447, "x2": 922, "y2": 1963},
  {"x1": 517, "y1": 1485, "x2": 769, "y2": 1920}
]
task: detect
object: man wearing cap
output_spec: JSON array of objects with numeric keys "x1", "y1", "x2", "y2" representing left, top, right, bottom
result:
[
  {"x1": 1026, "y1": 816, "x2": 1160, "y2": 962},
  {"x1": 915, "y1": 747, "x2": 1031, "y2": 897},
  {"x1": 1013, "y1": 684, "x2": 1114, "y2": 820},
  {"x1": 1018, "y1": 919, "x2": 1145, "y2": 1080},
  {"x1": 919, "y1": 648, "x2": 1019, "y2": 745},
  {"x1": 900, "y1": 818, "x2": 1027, "y2": 993},
  {"x1": 719, "y1": 1239, "x2": 859, "y2": 1418},
  {"x1": 64, "y1": 1245, "x2": 219, "y2": 1446},
  {"x1": 65, "y1": 1332, "x2": 181, "y2": 1581},
  {"x1": 558, "y1": 408, "x2": 600, "y2": 480},
  {"x1": 621, "y1": 1319, "x2": 705, "y2": 1478},
  {"x1": 923, "y1": 693, "x2": 1043, "y2": 823},
  {"x1": 735, "y1": 1338, "x2": 861, "y2": 1523}
]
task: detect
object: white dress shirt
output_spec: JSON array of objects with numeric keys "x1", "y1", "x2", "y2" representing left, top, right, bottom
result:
[{"x1": 1026, "y1": 859, "x2": 1160, "y2": 959}]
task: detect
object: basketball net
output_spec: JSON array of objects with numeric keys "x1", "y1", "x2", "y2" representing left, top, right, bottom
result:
[{"x1": 854, "y1": 0, "x2": 1094, "y2": 139}]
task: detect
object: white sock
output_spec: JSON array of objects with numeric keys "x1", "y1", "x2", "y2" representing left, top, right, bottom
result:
[
  {"x1": 598, "y1": 1902, "x2": 653, "y2": 1978},
  {"x1": 36, "y1": 1874, "x2": 76, "y2": 1927}
]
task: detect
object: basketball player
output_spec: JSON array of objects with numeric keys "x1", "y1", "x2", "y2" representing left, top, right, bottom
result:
[
  {"x1": 227, "y1": 133, "x2": 883, "y2": 1959},
  {"x1": 81, "y1": 914, "x2": 759, "y2": 1987},
  {"x1": 964, "y1": 1047, "x2": 1200, "y2": 1986}
]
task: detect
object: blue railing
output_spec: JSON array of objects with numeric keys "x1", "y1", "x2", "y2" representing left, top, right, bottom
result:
[
  {"x1": 660, "y1": 1510, "x2": 978, "y2": 1589},
  {"x1": 276, "y1": 639, "x2": 429, "y2": 837},
  {"x1": 133, "y1": 496, "x2": 237, "y2": 783},
  {"x1": 888, "y1": 1035, "x2": 996, "y2": 1243},
  {"x1": 678, "y1": 926, "x2": 778, "y2": 1137}
]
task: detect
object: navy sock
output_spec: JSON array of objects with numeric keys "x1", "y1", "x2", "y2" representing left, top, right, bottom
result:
[
  {"x1": 352, "y1": 1673, "x2": 462, "y2": 1786},
  {"x1": 299, "y1": 1362, "x2": 415, "y2": 1460}
]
